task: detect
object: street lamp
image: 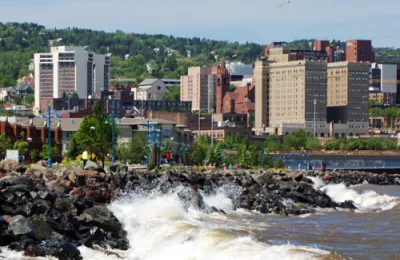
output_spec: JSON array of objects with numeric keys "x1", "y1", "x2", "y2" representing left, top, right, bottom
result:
[
  {"x1": 142, "y1": 120, "x2": 161, "y2": 165},
  {"x1": 211, "y1": 108, "x2": 215, "y2": 149},
  {"x1": 313, "y1": 99, "x2": 317, "y2": 139},
  {"x1": 105, "y1": 113, "x2": 120, "y2": 163},
  {"x1": 40, "y1": 105, "x2": 59, "y2": 168}
]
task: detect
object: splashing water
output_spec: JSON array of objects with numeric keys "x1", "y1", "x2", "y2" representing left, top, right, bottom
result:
[
  {"x1": 309, "y1": 177, "x2": 400, "y2": 212},
  {"x1": 77, "y1": 186, "x2": 330, "y2": 260},
  {"x1": 321, "y1": 183, "x2": 399, "y2": 212}
]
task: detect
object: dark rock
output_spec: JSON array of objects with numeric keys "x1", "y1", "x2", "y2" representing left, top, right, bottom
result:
[
  {"x1": 29, "y1": 215, "x2": 53, "y2": 240},
  {"x1": 117, "y1": 238, "x2": 130, "y2": 250},
  {"x1": 41, "y1": 241, "x2": 82, "y2": 260},
  {"x1": 31, "y1": 199, "x2": 51, "y2": 215},
  {"x1": 82, "y1": 226, "x2": 106, "y2": 247},
  {"x1": 9, "y1": 215, "x2": 38, "y2": 239},
  {"x1": 339, "y1": 200, "x2": 357, "y2": 210},
  {"x1": 84, "y1": 160, "x2": 103, "y2": 171},
  {"x1": 0, "y1": 230, "x2": 16, "y2": 246},
  {"x1": 24, "y1": 244, "x2": 44, "y2": 257},
  {"x1": 54, "y1": 198, "x2": 77, "y2": 215},
  {"x1": 79, "y1": 206, "x2": 123, "y2": 236}
]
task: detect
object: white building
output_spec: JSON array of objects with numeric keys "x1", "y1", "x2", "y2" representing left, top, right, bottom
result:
[
  {"x1": 94, "y1": 54, "x2": 111, "y2": 95},
  {"x1": 0, "y1": 87, "x2": 16, "y2": 101},
  {"x1": 34, "y1": 46, "x2": 110, "y2": 112},
  {"x1": 369, "y1": 63, "x2": 397, "y2": 93},
  {"x1": 226, "y1": 62, "x2": 253, "y2": 78},
  {"x1": 134, "y1": 79, "x2": 167, "y2": 101}
]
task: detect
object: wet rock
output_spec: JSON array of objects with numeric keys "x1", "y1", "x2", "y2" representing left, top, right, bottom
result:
[
  {"x1": 339, "y1": 200, "x2": 357, "y2": 210},
  {"x1": 41, "y1": 241, "x2": 82, "y2": 260},
  {"x1": 0, "y1": 230, "x2": 16, "y2": 246},
  {"x1": 24, "y1": 244, "x2": 44, "y2": 257},
  {"x1": 79, "y1": 206, "x2": 123, "y2": 236}
]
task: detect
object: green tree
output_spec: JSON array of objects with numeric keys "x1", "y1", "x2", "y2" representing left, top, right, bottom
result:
[
  {"x1": 117, "y1": 132, "x2": 146, "y2": 164},
  {"x1": 30, "y1": 149, "x2": 39, "y2": 162},
  {"x1": 275, "y1": 157, "x2": 285, "y2": 169},
  {"x1": 163, "y1": 84, "x2": 180, "y2": 102},
  {"x1": 13, "y1": 137, "x2": 28, "y2": 155},
  {"x1": 66, "y1": 135, "x2": 80, "y2": 159},
  {"x1": 265, "y1": 135, "x2": 281, "y2": 151},
  {"x1": 0, "y1": 133, "x2": 13, "y2": 159},
  {"x1": 73, "y1": 101, "x2": 117, "y2": 167},
  {"x1": 40, "y1": 144, "x2": 60, "y2": 160},
  {"x1": 164, "y1": 55, "x2": 178, "y2": 71},
  {"x1": 305, "y1": 137, "x2": 320, "y2": 151},
  {"x1": 190, "y1": 136, "x2": 210, "y2": 165}
]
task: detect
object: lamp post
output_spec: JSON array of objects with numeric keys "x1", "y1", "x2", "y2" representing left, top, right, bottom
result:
[
  {"x1": 211, "y1": 108, "x2": 214, "y2": 149},
  {"x1": 47, "y1": 105, "x2": 52, "y2": 168},
  {"x1": 142, "y1": 120, "x2": 161, "y2": 165},
  {"x1": 105, "y1": 113, "x2": 119, "y2": 163},
  {"x1": 313, "y1": 99, "x2": 317, "y2": 139}
]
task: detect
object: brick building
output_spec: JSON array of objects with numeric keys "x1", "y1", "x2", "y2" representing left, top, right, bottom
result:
[
  {"x1": 0, "y1": 117, "x2": 62, "y2": 161},
  {"x1": 346, "y1": 40, "x2": 374, "y2": 62}
]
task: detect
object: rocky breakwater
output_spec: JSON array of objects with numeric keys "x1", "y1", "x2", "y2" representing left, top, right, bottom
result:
[
  {"x1": 0, "y1": 160, "x2": 128, "y2": 259},
  {"x1": 309, "y1": 170, "x2": 400, "y2": 186},
  {"x1": 107, "y1": 164, "x2": 358, "y2": 215},
  {"x1": 1, "y1": 159, "x2": 381, "y2": 259}
]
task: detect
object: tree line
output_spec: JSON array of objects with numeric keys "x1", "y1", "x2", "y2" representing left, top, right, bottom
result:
[{"x1": 1, "y1": 22, "x2": 399, "y2": 88}]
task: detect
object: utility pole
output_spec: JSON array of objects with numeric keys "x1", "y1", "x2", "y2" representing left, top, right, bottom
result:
[
  {"x1": 211, "y1": 108, "x2": 214, "y2": 149},
  {"x1": 198, "y1": 109, "x2": 201, "y2": 137},
  {"x1": 47, "y1": 105, "x2": 52, "y2": 168},
  {"x1": 313, "y1": 99, "x2": 317, "y2": 139}
]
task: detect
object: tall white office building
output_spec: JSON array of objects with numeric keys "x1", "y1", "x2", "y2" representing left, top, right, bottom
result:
[{"x1": 34, "y1": 46, "x2": 110, "y2": 111}]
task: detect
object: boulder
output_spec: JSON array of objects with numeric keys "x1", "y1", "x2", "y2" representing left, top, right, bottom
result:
[
  {"x1": 29, "y1": 214, "x2": 53, "y2": 240},
  {"x1": 79, "y1": 206, "x2": 123, "y2": 235},
  {"x1": 84, "y1": 160, "x2": 102, "y2": 171},
  {"x1": 24, "y1": 244, "x2": 44, "y2": 257},
  {"x1": 9, "y1": 215, "x2": 38, "y2": 239},
  {"x1": 41, "y1": 241, "x2": 82, "y2": 260},
  {"x1": 54, "y1": 198, "x2": 78, "y2": 215}
]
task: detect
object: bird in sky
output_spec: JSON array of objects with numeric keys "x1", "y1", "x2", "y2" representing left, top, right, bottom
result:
[{"x1": 279, "y1": 0, "x2": 291, "y2": 7}]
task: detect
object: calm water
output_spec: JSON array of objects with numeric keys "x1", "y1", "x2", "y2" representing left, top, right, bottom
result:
[{"x1": 1, "y1": 182, "x2": 399, "y2": 260}]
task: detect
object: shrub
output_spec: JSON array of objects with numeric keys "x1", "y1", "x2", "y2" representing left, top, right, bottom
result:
[
  {"x1": 147, "y1": 162, "x2": 155, "y2": 170},
  {"x1": 275, "y1": 157, "x2": 285, "y2": 169}
]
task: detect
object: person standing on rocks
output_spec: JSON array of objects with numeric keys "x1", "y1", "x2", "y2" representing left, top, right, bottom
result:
[{"x1": 82, "y1": 149, "x2": 89, "y2": 168}]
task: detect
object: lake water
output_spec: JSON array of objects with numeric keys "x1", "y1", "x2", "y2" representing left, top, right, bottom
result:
[{"x1": 2, "y1": 180, "x2": 399, "y2": 260}]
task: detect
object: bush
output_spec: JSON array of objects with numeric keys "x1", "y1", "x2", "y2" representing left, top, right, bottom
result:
[
  {"x1": 30, "y1": 149, "x2": 39, "y2": 162},
  {"x1": 147, "y1": 162, "x2": 155, "y2": 170},
  {"x1": 275, "y1": 157, "x2": 285, "y2": 169}
]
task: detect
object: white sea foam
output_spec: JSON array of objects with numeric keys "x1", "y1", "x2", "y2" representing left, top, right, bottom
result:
[
  {"x1": 1, "y1": 186, "x2": 330, "y2": 260},
  {"x1": 87, "y1": 187, "x2": 330, "y2": 260},
  {"x1": 309, "y1": 176, "x2": 400, "y2": 212},
  {"x1": 321, "y1": 183, "x2": 399, "y2": 212}
]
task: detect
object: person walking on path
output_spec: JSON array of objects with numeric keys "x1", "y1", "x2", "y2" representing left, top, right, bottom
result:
[{"x1": 82, "y1": 149, "x2": 89, "y2": 168}]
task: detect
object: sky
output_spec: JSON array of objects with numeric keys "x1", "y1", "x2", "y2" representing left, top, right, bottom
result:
[{"x1": 1, "y1": 0, "x2": 400, "y2": 47}]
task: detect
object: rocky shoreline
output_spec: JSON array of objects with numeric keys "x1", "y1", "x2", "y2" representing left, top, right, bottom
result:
[{"x1": 0, "y1": 160, "x2": 399, "y2": 259}]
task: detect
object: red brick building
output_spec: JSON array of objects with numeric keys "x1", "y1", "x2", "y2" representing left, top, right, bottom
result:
[
  {"x1": 222, "y1": 83, "x2": 255, "y2": 114},
  {"x1": 346, "y1": 40, "x2": 374, "y2": 62},
  {"x1": 216, "y1": 58, "x2": 231, "y2": 114},
  {"x1": 0, "y1": 117, "x2": 62, "y2": 161}
]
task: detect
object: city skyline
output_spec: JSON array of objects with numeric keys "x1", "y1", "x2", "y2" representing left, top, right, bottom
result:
[{"x1": 0, "y1": 0, "x2": 399, "y2": 47}]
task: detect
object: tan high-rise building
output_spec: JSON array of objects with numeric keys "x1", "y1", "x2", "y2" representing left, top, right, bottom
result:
[
  {"x1": 254, "y1": 58, "x2": 270, "y2": 129},
  {"x1": 254, "y1": 58, "x2": 329, "y2": 136},
  {"x1": 327, "y1": 62, "x2": 369, "y2": 136},
  {"x1": 180, "y1": 67, "x2": 215, "y2": 112},
  {"x1": 269, "y1": 60, "x2": 328, "y2": 136}
]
